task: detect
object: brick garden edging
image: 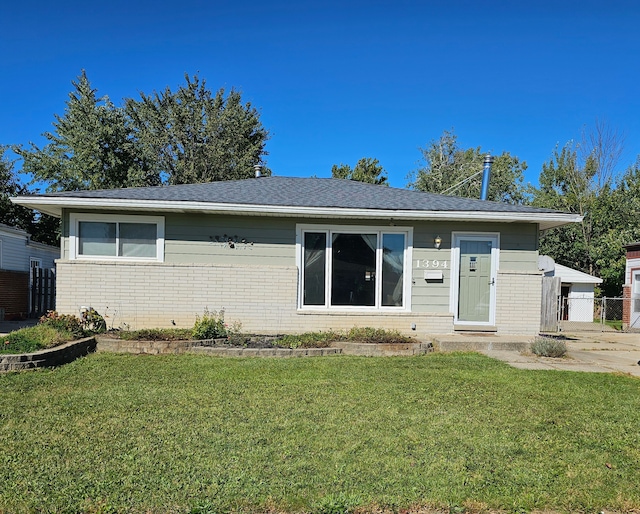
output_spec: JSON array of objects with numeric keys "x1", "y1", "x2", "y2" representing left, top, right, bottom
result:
[
  {"x1": 0, "y1": 337, "x2": 433, "y2": 372},
  {"x1": 0, "y1": 337, "x2": 97, "y2": 372},
  {"x1": 95, "y1": 337, "x2": 432, "y2": 357}
]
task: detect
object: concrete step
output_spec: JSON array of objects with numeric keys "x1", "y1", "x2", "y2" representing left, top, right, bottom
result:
[
  {"x1": 330, "y1": 341, "x2": 434, "y2": 356},
  {"x1": 433, "y1": 336, "x2": 531, "y2": 352}
]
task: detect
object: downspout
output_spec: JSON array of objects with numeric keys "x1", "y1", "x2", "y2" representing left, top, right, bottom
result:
[{"x1": 480, "y1": 154, "x2": 494, "y2": 200}]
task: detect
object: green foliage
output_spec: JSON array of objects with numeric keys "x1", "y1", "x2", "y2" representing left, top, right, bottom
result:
[
  {"x1": 530, "y1": 336, "x2": 567, "y2": 358},
  {"x1": 345, "y1": 326, "x2": 413, "y2": 344},
  {"x1": 331, "y1": 157, "x2": 388, "y2": 185},
  {"x1": 15, "y1": 70, "x2": 159, "y2": 192},
  {"x1": 0, "y1": 146, "x2": 59, "y2": 245},
  {"x1": 1, "y1": 324, "x2": 73, "y2": 354},
  {"x1": 39, "y1": 310, "x2": 85, "y2": 338},
  {"x1": 276, "y1": 330, "x2": 340, "y2": 349},
  {"x1": 80, "y1": 308, "x2": 107, "y2": 333},
  {"x1": 192, "y1": 309, "x2": 228, "y2": 340},
  {"x1": 531, "y1": 123, "x2": 638, "y2": 296},
  {"x1": 408, "y1": 129, "x2": 527, "y2": 204},
  {"x1": 13, "y1": 71, "x2": 268, "y2": 194},
  {"x1": 117, "y1": 328, "x2": 193, "y2": 341},
  {"x1": 276, "y1": 327, "x2": 414, "y2": 348},
  {"x1": 126, "y1": 73, "x2": 269, "y2": 185}
]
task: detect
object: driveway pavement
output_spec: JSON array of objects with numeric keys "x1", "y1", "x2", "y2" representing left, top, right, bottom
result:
[
  {"x1": 0, "y1": 319, "x2": 38, "y2": 337},
  {"x1": 482, "y1": 331, "x2": 640, "y2": 377}
]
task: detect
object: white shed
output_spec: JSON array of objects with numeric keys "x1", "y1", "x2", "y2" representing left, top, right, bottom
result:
[{"x1": 543, "y1": 261, "x2": 602, "y2": 322}]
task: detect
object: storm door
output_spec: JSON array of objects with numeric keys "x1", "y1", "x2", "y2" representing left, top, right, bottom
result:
[{"x1": 452, "y1": 234, "x2": 498, "y2": 325}]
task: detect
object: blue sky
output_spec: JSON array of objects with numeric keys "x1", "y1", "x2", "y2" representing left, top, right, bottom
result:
[{"x1": 1, "y1": 0, "x2": 639, "y2": 189}]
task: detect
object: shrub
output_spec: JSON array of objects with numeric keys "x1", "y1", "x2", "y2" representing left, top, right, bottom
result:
[
  {"x1": 346, "y1": 326, "x2": 413, "y2": 344},
  {"x1": 276, "y1": 331, "x2": 340, "y2": 349},
  {"x1": 118, "y1": 328, "x2": 193, "y2": 341},
  {"x1": 192, "y1": 309, "x2": 228, "y2": 340},
  {"x1": 531, "y1": 336, "x2": 567, "y2": 358},
  {"x1": 39, "y1": 311, "x2": 85, "y2": 338},
  {"x1": 81, "y1": 308, "x2": 107, "y2": 333}
]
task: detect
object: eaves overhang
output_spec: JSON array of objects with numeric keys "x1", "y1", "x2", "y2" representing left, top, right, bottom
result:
[{"x1": 11, "y1": 196, "x2": 582, "y2": 231}]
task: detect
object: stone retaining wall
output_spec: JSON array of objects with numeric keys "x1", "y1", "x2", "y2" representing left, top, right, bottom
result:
[{"x1": 0, "y1": 337, "x2": 96, "y2": 372}]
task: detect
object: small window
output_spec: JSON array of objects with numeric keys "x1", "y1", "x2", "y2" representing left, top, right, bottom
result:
[
  {"x1": 70, "y1": 214, "x2": 164, "y2": 262},
  {"x1": 634, "y1": 272, "x2": 640, "y2": 295}
]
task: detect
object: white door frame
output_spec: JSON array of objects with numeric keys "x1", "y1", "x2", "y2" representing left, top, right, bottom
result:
[{"x1": 450, "y1": 232, "x2": 500, "y2": 326}]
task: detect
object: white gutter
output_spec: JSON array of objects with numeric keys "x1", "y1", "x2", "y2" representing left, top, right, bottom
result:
[{"x1": 11, "y1": 196, "x2": 582, "y2": 231}]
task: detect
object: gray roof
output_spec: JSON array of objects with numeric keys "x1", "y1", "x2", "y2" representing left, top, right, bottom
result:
[{"x1": 29, "y1": 176, "x2": 559, "y2": 214}]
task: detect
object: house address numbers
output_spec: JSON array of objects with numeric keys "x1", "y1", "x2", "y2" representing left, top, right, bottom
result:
[{"x1": 416, "y1": 259, "x2": 449, "y2": 269}]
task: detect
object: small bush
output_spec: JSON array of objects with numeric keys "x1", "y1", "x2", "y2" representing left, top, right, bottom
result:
[
  {"x1": 39, "y1": 311, "x2": 85, "y2": 338},
  {"x1": 276, "y1": 331, "x2": 340, "y2": 349},
  {"x1": 118, "y1": 328, "x2": 193, "y2": 341},
  {"x1": 192, "y1": 309, "x2": 228, "y2": 340},
  {"x1": 531, "y1": 336, "x2": 567, "y2": 358},
  {"x1": 346, "y1": 326, "x2": 413, "y2": 344}
]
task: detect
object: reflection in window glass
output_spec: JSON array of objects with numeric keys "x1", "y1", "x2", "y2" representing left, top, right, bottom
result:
[
  {"x1": 331, "y1": 233, "x2": 376, "y2": 306},
  {"x1": 382, "y1": 233, "x2": 405, "y2": 306},
  {"x1": 120, "y1": 223, "x2": 157, "y2": 257},
  {"x1": 303, "y1": 232, "x2": 326, "y2": 305},
  {"x1": 79, "y1": 222, "x2": 116, "y2": 256}
]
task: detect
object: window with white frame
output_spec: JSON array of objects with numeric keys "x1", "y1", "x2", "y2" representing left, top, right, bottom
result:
[
  {"x1": 298, "y1": 225, "x2": 411, "y2": 310},
  {"x1": 69, "y1": 214, "x2": 165, "y2": 261}
]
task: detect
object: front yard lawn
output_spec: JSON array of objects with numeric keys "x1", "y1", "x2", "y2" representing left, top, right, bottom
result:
[{"x1": 1, "y1": 352, "x2": 639, "y2": 513}]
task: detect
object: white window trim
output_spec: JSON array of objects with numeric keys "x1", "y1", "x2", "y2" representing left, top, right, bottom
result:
[
  {"x1": 30, "y1": 257, "x2": 42, "y2": 269},
  {"x1": 296, "y1": 224, "x2": 413, "y2": 312},
  {"x1": 69, "y1": 213, "x2": 165, "y2": 262},
  {"x1": 449, "y1": 232, "x2": 500, "y2": 326}
]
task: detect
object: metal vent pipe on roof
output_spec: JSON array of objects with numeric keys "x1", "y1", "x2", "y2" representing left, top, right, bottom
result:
[
  {"x1": 254, "y1": 164, "x2": 262, "y2": 178},
  {"x1": 480, "y1": 154, "x2": 494, "y2": 201}
]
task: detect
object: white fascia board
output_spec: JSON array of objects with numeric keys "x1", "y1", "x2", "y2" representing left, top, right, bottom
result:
[{"x1": 11, "y1": 196, "x2": 582, "y2": 230}]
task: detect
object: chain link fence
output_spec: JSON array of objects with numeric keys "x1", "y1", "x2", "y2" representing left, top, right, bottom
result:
[{"x1": 557, "y1": 296, "x2": 633, "y2": 332}]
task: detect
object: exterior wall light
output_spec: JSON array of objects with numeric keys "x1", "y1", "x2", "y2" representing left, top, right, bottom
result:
[{"x1": 434, "y1": 236, "x2": 442, "y2": 249}]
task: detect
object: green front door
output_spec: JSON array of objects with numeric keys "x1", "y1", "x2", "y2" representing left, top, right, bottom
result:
[{"x1": 458, "y1": 239, "x2": 493, "y2": 322}]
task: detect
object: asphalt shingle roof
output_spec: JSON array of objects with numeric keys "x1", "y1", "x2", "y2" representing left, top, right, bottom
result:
[{"x1": 36, "y1": 176, "x2": 560, "y2": 214}]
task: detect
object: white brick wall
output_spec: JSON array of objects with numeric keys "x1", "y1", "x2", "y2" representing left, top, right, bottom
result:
[
  {"x1": 56, "y1": 261, "x2": 541, "y2": 335},
  {"x1": 495, "y1": 270, "x2": 542, "y2": 334},
  {"x1": 56, "y1": 261, "x2": 453, "y2": 336}
]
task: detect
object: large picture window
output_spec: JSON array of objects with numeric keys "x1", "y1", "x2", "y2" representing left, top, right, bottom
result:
[
  {"x1": 298, "y1": 226, "x2": 411, "y2": 310},
  {"x1": 70, "y1": 214, "x2": 165, "y2": 261}
]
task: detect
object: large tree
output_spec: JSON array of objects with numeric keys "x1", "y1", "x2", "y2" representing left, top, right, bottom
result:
[
  {"x1": 1, "y1": 147, "x2": 59, "y2": 245},
  {"x1": 126, "y1": 74, "x2": 269, "y2": 184},
  {"x1": 331, "y1": 157, "x2": 388, "y2": 185},
  {"x1": 15, "y1": 71, "x2": 158, "y2": 192},
  {"x1": 531, "y1": 123, "x2": 630, "y2": 296},
  {"x1": 408, "y1": 130, "x2": 527, "y2": 204}
]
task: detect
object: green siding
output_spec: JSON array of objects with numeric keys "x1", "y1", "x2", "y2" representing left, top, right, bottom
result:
[{"x1": 59, "y1": 211, "x2": 540, "y2": 316}]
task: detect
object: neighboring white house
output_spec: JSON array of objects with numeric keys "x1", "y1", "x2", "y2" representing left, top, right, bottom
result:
[
  {"x1": 0, "y1": 223, "x2": 59, "y2": 320},
  {"x1": 543, "y1": 260, "x2": 602, "y2": 322},
  {"x1": 623, "y1": 242, "x2": 640, "y2": 330}
]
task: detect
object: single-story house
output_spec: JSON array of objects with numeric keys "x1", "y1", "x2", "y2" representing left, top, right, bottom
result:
[
  {"x1": 623, "y1": 242, "x2": 640, "y2": 330},
  {"x1": 0, "y1": 223, "x2": 59, "y2": 320},
  {"x1": 11, "y1": 177, "x2": 580, "y2": 335},
  {"x1": 542, "y1": 260, "x2": 602, "y2": 322}
]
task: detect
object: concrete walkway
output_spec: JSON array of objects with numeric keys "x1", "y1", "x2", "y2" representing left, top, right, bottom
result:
[{"x1": 433, "y1": 331, "x2": 640, "y2": 377}]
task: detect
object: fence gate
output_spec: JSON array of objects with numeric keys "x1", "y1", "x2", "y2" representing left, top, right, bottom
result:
[
  {"x1": 556, "y1": 296, "x2": 628, "y2": 332},
  {"x1": 30, "y1": 267, "x2": 56, "y2": 317},
  {"x1": 540, "y1": 276, "x2": 561, "y2": 332}
]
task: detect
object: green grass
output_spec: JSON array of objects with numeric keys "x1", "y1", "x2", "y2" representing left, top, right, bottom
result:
[
  {"x1": 1, "y1": 353, "x2": 640, "y2": 513},
  {"x1": 0, "y1": 324, "x2": 78, "y2": 354}
]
